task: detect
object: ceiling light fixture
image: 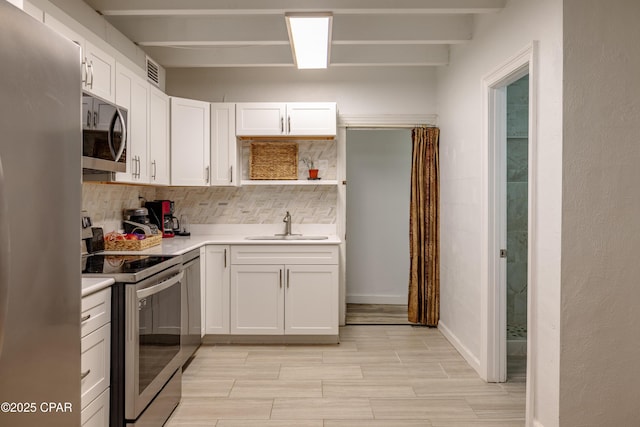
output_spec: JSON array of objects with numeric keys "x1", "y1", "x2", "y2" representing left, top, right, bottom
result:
[{"x1": 285, "y1": 12, "x2": 332, "y2": 69}]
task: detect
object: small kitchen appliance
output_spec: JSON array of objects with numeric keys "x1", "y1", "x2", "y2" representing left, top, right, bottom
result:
[
  {"x1": 146, "y1": 200, "x2": 175, "y2": 238},
  {"x1": 123, "y1": 207, "x2": 159, "y2": 235}
]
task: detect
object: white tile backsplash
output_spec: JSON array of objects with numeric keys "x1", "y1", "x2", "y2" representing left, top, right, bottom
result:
[{"x1": 82, "y1": 181, "x2": 337, "y2": 232}]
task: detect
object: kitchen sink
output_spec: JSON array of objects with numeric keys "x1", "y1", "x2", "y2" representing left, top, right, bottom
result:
[{"x1": 245, "y1": 235, "x2": 329, "y2": 240}]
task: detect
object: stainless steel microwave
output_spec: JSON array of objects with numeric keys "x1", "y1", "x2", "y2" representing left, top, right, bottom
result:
[{"x1": 81, "y1": 93, "x2": 127, "y2": 173}]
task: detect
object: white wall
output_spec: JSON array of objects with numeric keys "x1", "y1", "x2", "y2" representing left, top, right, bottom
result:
[
  {"x1": 166, "y1": 67, "x2": 437, "y2": 116},
  {"x1": 436, "y1": 0, "x2": 562, "y2": 425},
  {"x1": 346, "y1": 129, "x2": 412, "y2": 304},
  {"x1": 560, "y1": 0, "x2": 640, "y2": 424}
]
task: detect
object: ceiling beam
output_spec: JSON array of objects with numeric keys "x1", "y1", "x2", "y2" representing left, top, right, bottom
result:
[
  {"x1": 331, "y1": 45, "x2": 449, "y2": 66},
  {"x1": 85, "y1": 0, "x2": 506, "y2": 15},
  {"x1": 106, "y1": 14, "x2": 472, "y2": 46},
  {"x1": 140, "y1": 44, "x2": 449, "y2": 68},
  {"x1": 141, "y1": 45, "x2": 295, "y2": 67}
]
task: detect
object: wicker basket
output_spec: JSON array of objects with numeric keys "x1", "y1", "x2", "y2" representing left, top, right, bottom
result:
[
  {"x1": 249, "y1": 142, "x2": 298, "y2": 180},
  {"x1": 104, "y1": 234, "x2": 162, "y2": 251}
]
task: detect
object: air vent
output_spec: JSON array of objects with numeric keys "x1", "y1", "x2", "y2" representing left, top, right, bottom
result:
[{"x1": 146, "y1": 57, "x2": 160, "y2": 87}]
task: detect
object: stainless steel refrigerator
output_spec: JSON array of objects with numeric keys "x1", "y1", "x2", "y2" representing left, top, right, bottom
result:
[{"x1": 0, "y1": 2, "x2": 82, "y2": 426}]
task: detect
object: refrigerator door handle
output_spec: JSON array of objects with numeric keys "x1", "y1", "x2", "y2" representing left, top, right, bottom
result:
[
  {"x1": 0, "y1": 155, "x2": 9, "y2": 357},
  {"x1": 108, "y1": 107, "x2": 127, "y2": 162}
]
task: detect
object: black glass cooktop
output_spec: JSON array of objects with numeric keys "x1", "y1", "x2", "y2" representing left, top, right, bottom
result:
[{"x1": 82, "y1": 254, "x2": 180, "y2": 283}]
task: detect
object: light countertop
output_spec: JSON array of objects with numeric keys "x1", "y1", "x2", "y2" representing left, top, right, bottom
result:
[
  {"x1": 82, "y1": 232, "x2": 340, "y2": 296},
  {"x1": 82, "y1": 277, "x2": 115, "y2": 297}
]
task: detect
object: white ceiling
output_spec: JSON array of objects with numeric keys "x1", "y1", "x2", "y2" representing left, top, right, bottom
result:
[{"x1": 82, "y1": 0, "x2": 506, "y2": 68}]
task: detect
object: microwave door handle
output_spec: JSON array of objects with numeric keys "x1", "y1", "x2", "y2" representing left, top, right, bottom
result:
[
  {"x1": 108, "y1": 108, "x2": 127, "y2": 162},
  {"x1": 136, "y1": 271, "x2": 184, "y2": 299},
  {"x1": 0, "y1": 155, "x2": 9, "y2": 358}
]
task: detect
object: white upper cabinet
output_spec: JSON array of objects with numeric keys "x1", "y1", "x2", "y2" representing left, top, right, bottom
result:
[
  {"x1": 44, "y1": 13, "x2": 116, "y2": 103},
  {"x1": 84, "y1": 40, "x2": 116, "y2": 103},
  {"x1": 113, "y1": 63, "x2": 148, "y2": 184},
  {"x1": 210, "y1": 103, "x2": 238, "y2": 186},
  {"x1": 236, "y1": 102, "x2": 336, "y2": 137},
  {"x1": 148, "y1": 86, "x2": 170, "y2": 185},
  {"x1": 236, "y1": 103, "x2": 286, "y2": 136},
  {"x1": 171, "y1": 97, "x2": 211, "y2": 186},
  {"x1": 287, "y1": 103, "x2": 337, "y2": 136}
]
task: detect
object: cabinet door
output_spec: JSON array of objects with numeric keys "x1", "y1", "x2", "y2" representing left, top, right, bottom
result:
[
  {"x1": 230, "y1": 265, "x2": 284, "y2": 334},
  {"x1": 205, "y1": 245, "x2": 230, "y2": 334},
  {"x1": 115, "y1": 65, "x2": 148, "y2": 183},
  {"x1": 210, "y1": 103, "x2": 238, "y2": 186},
  {"x1": 84, "y1": 41, "x2": 115, "y2": 103},
  {"x1": 148, "y1": 86, "x2": 170, "y2": 185},
  {"x1": 171, "y1": 97, "x2": 211, "y2": 186},
  {"x1": 113, "y1": 63, "x2": 134, "y2": 182},
  {"x1": 130, "y1": 75, "x2": 149, "y2": 182},
  {"x1": 285, "y1": 264, "x2": 339, "y2": 335},
  {"x1": 287, "y1": 102, "x2": 337, "y2": 136},
  {"x1": 236, "y1": 103, "x2": 286, "y2": 136}
]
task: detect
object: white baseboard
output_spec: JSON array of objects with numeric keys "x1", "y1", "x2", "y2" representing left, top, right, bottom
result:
[
  {"x1": 437, "y1": 320, "x2": 482, "y2": 374},
  {"x1": 346, "y1": 295, "x2": 406, "y2": 305}
]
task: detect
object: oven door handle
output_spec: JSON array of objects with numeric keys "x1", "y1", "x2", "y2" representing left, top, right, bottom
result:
[{"x1": 137, "y1": 271, "x2": 183, "y2": 299}]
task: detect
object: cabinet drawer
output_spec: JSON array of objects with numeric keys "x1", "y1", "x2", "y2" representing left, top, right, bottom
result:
[
  {"x1": 231, "y1": 245, "x2": 338, "y2": 265},
  {"x1": 81, "y1": 387, "x2": 109, "y2": 427},
  {"x1": 81, "y1": 324, "x2": 110, "y2": 410},
  {"x1": 81, "y1": 288, "x2": 111, "y2": 338}
]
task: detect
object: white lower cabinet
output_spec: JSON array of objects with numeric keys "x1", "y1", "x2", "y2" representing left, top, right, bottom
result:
[
  {"x1": 229, "y1": 245, "x2": 339, "y2": 336},
  {"x1": 204, "y1": 245, "x2": 230, "y2": 334},
  {"x1": 81, "y1": 288, "x2": 111, "y2": 427}
]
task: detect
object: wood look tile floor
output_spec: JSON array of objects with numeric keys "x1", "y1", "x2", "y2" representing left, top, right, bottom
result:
[{"x1": 166, "y1": 326, "x2": 525, "y2": 426}]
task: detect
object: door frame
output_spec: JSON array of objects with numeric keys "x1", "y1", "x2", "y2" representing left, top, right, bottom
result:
[
  {"x1": 336, "y1": 115, "x2": 437, "y2": 325},
  {"x1": 479, "y1": 42, "x2": 537, "y2": 422}
]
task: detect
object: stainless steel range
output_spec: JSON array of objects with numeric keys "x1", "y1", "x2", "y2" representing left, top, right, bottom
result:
[{"x1": 83, "y1": 254, "x2": 183, "y2": 427}]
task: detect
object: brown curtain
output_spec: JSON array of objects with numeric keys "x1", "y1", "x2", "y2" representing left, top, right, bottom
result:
[{"x1": 408, "y1": 126, "x2": 440, "y2": 326}]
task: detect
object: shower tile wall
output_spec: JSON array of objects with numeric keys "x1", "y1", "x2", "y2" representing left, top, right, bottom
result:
[{"x1": 507, "y1": 75, "x2": 528, "y2": 331}]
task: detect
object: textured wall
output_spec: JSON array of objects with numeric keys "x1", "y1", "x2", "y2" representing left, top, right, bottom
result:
[
  {"x1": 437, "y1": 0, "x2": 563, "y2": 424},
  {"x1": 560, "y1": 0, "x2": 640, "y2": 424}
]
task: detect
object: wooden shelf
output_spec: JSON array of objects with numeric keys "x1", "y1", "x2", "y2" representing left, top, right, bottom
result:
[{"x1": 241, "y1": 179, "x2": 338, "y2": 186}]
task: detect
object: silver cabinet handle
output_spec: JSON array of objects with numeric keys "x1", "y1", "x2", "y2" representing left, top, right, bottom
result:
[
  {"x1": 81, "y1": 59, "x2": 88, "y2": 85},
  {"x1": 86, "y1": 110, "x2": 92, "y2": 128},
  {"x1": 81, "y1": 370, "x2": 91, "y2": 380},
  {"x1": 286, "y1": 269, "x2": 290, "y2": 288},
  {"x1": 151, "y1": 160, "x2": 157, "y2": 180},
  {"x1": 93, "y1": 112, "x2": 98, "y2": 128},
  {"x1": 230, "y1": 166, "x2": 233, "y2": 183},
  {"x1": 205, "y1": 165, "x2": 210, "y2": 183},
  {"x1": 136, "y1": 156, "x2": 141, "y2": 179},
  {"x1": 279, "y1": 269, "x2": 282, "y2": 288},
  {"x1": 87, "y1": 60, "x2": 94, "y2": 88},
  {"x1": 81, "y1": 314, "x2": 91, "y2": 322},
  {"x1": 288, "y1": 116, "x2": 291, "y2": 134},
  {"x1": 280, "y1": 116, "x2": 284, "y2": 133},
  {"x1": 224, "y1": 248, "x2": 227, "y2": 268}
]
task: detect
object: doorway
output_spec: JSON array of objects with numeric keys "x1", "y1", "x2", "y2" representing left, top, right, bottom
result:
[
  {"x1": 345, "y1": 128, "x2": 412, "y2": 324},
  {"x1": 480, "y1": 45, "x2": 536, "y2": 420},
  {"x1": 505, "y1": 75, "x2": 529, "y2": 382}
]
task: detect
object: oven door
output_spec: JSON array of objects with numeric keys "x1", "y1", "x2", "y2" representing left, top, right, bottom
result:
[{"x1": 125, "y1": 268, "x2": 183, "y2": 420}]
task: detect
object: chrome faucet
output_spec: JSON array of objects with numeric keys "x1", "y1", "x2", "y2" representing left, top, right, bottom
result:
[{"x1": 283, "y1": 211, "x2": 292, "y2": 236}]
